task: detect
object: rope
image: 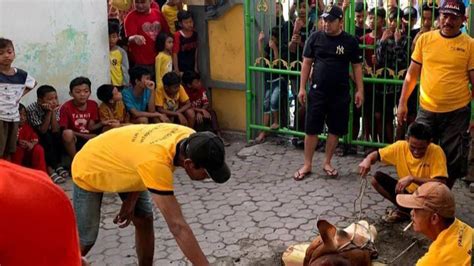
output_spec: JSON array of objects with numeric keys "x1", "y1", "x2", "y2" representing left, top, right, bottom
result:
[{"x1": 354, "y1": 177, "x2": 368, "y2": 221}]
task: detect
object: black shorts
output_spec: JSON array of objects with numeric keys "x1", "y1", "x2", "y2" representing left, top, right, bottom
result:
[
  {"x1": 373, "y1": 171, "x2": 410, "y2": 212},
  {"x1": 75, "y1": 137, "x2": 88, "y2": 152},
  {"x1": 305, "y1": 86, "x2": 350, "y2": 136}
]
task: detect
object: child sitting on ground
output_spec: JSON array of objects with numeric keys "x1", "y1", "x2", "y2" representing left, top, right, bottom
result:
[
  {"x1": 11, "y1": 104, "x2": 50, "y2": 179},
  {"x1": 156, "y1": 72, "x2": 194, "y2": 127},
  {"x1": 60, "y1": 77, "x2": 107, "y2": 160},
  {"x1": 27, "y1": 85, "x2": 70, "y2": 181},
  {"x1": 173, "y1": 10, "x2": 198, "y2": 74},
  {"x1": 122, "y1": 66, "x2": 169, "y2": 124},
  {"x1": 182, "y1": 71, "x2": 229, "y2": 146},
  {"x1": 162, "y1": 0, "x2": 183, "y2": 34},
  {"x1": 0, "y1": 38, "x2": 36, "y2": 160},
  {"x1": 97, "y1": 84, "x2": 129, "y2": 131},
  {"x1": 155, "y1": 32, "x2": 174, "y2": 90},
  {"x1": 108, "y1": 20, "x2": 130, "y2": 89}
]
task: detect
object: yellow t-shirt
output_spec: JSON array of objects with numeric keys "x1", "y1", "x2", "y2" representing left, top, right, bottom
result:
[
  {"x1": 155, "y1": 52, "x2": 173, "y2": 91},
  {"x1": 162, "y1": 4, "x2": 178, "y2": 34},
  {"x1": 155, "y1": 85, "x2": 189, "y2": 111},
  {"x1": 110, "y1": 48, "x2": 124, "y2": 86},
  {"x1": 417, "y1": 219, "x2": 473, "y2": 266},
  {"x1": 378, "y1": 141, "x2": 448, "y2": 193},
  {"x1": 411, "y1": 30, "x2": 474, "y2": 113},
  {"x1": 72, "y1": 123, "x2": 195, "y2": 193},
  {"x1": 99, "y1": 101, "x2": 127, "y2": 123}
]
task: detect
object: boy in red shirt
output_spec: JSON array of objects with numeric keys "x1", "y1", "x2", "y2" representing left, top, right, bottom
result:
[
  {"x1": 124, "y1": 0, "x2": 169, "y2": 73},
  {"x1": 60, "y1": 77, "x2": 110, "y2": 160},
  {"x1": 182, "y1": 71, "x2": 229, "y2": 146},
  {"x1": 11, "y1": 104, "x2": 48, "y2": 176},
  {"x1": 173, "y1": 10, "x2": 198, "y2": 75}
]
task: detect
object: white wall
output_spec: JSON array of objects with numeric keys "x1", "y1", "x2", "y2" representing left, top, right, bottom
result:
[{"x1": 0, "y1": 0, "x2": 109, "y2": 104}]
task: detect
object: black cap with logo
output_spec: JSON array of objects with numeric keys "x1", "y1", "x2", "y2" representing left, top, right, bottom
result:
[
  {"x1": 440, "y1": 0, "x2": 465, "y2": 17},
  {"x1": 322, "y1": 6, "x2": 343, "y2": 21},
  {"x1": 185, "y1": 131, "x2": 231, "y2": 184}
]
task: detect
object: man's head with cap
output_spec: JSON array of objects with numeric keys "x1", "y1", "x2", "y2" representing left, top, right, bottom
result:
[
  {"x1": 397, "y1": 182, "x2": 456, "y2": 240},
  {"x1": 439, "y1": 0, "x2": 466, "y2": 36},
  {"x1": 321, "y1": 6, "x2": 344, "y2": 35},
  {"x1": 180, "y1": 131, "x2": 231, "y2": 184}
]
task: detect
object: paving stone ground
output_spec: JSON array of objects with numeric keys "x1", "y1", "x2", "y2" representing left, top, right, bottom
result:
[{"x1": 60, "y1": 135, "x2": 474, "y2": 265}]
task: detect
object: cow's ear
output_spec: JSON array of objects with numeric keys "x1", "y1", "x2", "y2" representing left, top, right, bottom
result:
[{"x1": 317, "y1": 220, "x2": 337, "y2": 245}]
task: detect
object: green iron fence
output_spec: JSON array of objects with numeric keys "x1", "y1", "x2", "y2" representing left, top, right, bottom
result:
[{"x1": 244, "y1": 0, "x2": 474, "y2": 148}]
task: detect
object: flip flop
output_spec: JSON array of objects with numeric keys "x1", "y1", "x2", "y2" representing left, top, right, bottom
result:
[
  {"x1": 245, "y1": 137, "x2": 266, "y2": 147},
  {"x1": 382, "y1": 209, "x2": 410, "y2": 223},
  {"x1": 51, "y1": 173, "x2": 66, "y2": 184},
  {"x1": 323, "y1": 167, "x2": 339, "y2": 177},
  {"x1": 293, "y1": 170, "x2": 312, "y2": 181},
  {"x1": 56, "y1": 166, "x2": 71, "y2": 179}
]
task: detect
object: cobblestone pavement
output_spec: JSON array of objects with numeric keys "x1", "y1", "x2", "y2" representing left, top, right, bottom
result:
[{"x1": 61, "y1": 136, "x2": 474, "y2": 265}]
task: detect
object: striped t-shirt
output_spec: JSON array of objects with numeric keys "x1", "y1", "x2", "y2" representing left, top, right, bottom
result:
[{"x1": 0, "y1": 68, "x2": 36, "y2": 122}]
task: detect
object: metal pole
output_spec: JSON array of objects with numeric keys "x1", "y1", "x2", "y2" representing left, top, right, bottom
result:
[{"x1": 244, "y1": 0, "x2": 252, "y2": 141}]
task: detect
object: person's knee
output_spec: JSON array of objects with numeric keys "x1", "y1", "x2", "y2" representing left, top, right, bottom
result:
[
  {"x1": 185, "y1": 108, "x2": 195, "y2": 120},
  {"x1": 136, "y1": 117, "x2": 149, "y2": 124},
  {"x1": 133, "y1": 214, "x2": 154, "y2": 229},
  {"x1": 370, "y1": 176, "x2": 380, "y2": 188},
  {"x1": 32, "y1": 144, "x2": 44, "y2": 154},
  {"x1": 62, "y1": 130, "x2": 75, "y2": 143}
]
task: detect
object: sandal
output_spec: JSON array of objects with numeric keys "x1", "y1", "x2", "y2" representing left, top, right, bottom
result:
[
  {"x1": 220, "y1": 137, "x2": 231, "y2": 147},
  {"x1": 382, "y1": 209, "x2": 410, "y2": 223},
  {"x1": 55, "y1": 166, "x2": 71, "y2": 179},
  {"x1": 293, "y1": 170, "x2": 312, "y2": 181},
  {"x1": 51, "y1": 173, "x2": 65, "y2": 184},
  {"x1": 323, "y1": 167, "x2": 339, "y2": 177},
  {"x1": 245, "y1": 137, "x2": 266, "y2": 147}
]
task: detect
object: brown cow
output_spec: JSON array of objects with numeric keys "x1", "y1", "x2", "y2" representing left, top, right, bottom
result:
[{"x1": 303, "y1": 220, "x2": 378, "y2": 266}]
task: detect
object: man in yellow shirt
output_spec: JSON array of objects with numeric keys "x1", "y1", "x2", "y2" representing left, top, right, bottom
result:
[
  {"x1": 359, "y1": 122, "x2": 448, "y2": 222},
  {"x1": 397, "y1": 0, "x2": 474, "y2": 188},
  {"x1": 397, "y1": 182, "x2": 473, "y2": 266},
  {"x1": 72, "y1": 123, "x2": 230, "y2": 265},
  {"x1": 161, "y1": 0, "x2": 183, "y2": 34}
]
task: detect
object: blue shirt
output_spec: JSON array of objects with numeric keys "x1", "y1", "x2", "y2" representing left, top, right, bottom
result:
[{"x1": 122, "y1": 87, "x2": 151, "y2": 112}]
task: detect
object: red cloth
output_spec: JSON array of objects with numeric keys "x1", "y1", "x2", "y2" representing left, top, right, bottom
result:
[
  {"x1": 184, "y1": 85, "x2": 209, "y2": 109},
  {"x1": 11, "y1": 123, "x2": 47, "y2": 173},
  {"x1": 0, "y1": 160, "x2": 82, "y2": 265},
  {"x1": 59, "y1": 100, "x2": 99, "y2": 133},
  {"x1": 124, "y1": 8, "x2": 170, "y2": 65},
  {"x1": 360, "y1": 33, "x2": 376, "y2": 68}
]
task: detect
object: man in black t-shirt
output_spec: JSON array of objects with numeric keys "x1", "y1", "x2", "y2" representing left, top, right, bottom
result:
[{"x1": 293, "y1": 6, "x2": 364, "y2": 180}]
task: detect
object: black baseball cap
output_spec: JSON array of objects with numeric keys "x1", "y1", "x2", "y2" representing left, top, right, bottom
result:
[
  {"x1": 186, "y1": 131, "x2": 231, "y2": 184},
  {"x1": 440, "y1": 0, "x2": 465, "y2": 16},
  {"x1": 322, "y1": 6, "x2": 343, "y2": 21}
]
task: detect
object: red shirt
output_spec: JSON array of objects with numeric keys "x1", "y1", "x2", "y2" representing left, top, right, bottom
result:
[
  {"x1": 360, "y1": 33, "x2": 376, "y2": 69},
  {"x1": 184, "y1": 86, "x2": 209, "y2": 109},
  {"x1": 0, "y1": 160, "x2": 81, "y2": 265},
  {"x1": 59, "y1": 100, "x2": 99, "y2": 133},
  {"x1": 17, "y1": 123, "x2": 38, "y2": 143},
  {"x1": 124, "y1": 8, "x2": 169, "y2": 65}
]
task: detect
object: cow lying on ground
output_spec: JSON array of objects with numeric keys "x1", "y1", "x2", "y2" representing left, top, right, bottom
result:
[{"x1": 303, "y1": 220, "x2": 378, "y2": 266}]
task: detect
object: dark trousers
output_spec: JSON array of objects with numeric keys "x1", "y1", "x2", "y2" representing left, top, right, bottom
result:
[
  {"x1": 415, "y1": 104, "x2": 471, "y2": 188},
  {"x1": 38, "y1": 130, "x2": 63, "y2": 169}
]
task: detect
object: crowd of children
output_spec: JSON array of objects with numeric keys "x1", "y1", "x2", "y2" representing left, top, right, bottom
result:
[{"x1": 0, "y1": 0, "x2": 228, "y2": 182}]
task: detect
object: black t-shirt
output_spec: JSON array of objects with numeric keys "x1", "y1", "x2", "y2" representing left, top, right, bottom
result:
[
  {"x1": 303, "y1": 31, "x2": 362, "y2": 90},
  {"x1": 177, "y1": 31, "x2": 198, "y2": 72},
  {"x1": 355, "y1": 26, "x2": 372, "y2": 39}
]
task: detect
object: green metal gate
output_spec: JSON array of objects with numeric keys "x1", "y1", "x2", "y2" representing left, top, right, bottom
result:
[{"x1": 244, "y1": 0, "x2": 474, "y2": 148}]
